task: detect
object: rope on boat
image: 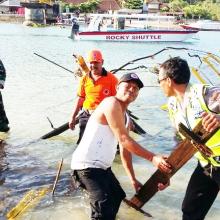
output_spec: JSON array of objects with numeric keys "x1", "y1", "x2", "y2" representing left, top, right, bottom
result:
[{"x1": 111, "y1": 46, "x2": 220, "y2": 75}]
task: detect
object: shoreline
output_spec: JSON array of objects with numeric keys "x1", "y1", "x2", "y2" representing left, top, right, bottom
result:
[{"x1": 0, "y1": 14, "x2": 24, "y2": 23}]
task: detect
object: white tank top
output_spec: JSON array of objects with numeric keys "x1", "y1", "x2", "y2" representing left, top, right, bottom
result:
[{"x1": 71, "y1": 116, "x2": 118, "y2": 170}]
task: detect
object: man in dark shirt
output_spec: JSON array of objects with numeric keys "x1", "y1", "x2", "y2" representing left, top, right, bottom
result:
[{"x1": 0, "y1": 59, "x2": 9, "y2": 132}]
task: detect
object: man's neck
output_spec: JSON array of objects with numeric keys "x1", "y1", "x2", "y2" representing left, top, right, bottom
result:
[
  {"x1": 174, "y1": 84, "x2": 188, "y2": 103},
  {"x1": 90, "y1": 71, "x2": 102, "y2": 81},
  {"x1": 115, "y1": 97, "x2": 129, "y2": 113}
]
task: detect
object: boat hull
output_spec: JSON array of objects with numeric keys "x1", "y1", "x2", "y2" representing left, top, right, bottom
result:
[
  {"x1": 75, "y1": 30, "x2": 198, "y2": 42},
  {"x1": 181, "y1": 22, "x2": 220, "y2": 31}
]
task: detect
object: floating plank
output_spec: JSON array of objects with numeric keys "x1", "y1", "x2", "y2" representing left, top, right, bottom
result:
[
  {"x1": 6, "y1": 188, "x2": 49, "y2": 220},
  {"x1": 6, "y1": 158, "x2": 64, "y2": 220}
]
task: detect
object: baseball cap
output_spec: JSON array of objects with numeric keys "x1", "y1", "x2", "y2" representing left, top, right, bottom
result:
[
  {"x1": 87, "y1": 50, "x2": 103, "y2": 63},
  {"x1": 119, "y1": 73, "x2": 144, "y2": 89}
]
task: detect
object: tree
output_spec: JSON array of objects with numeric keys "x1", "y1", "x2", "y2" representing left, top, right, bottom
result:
[
  {"x1": 64, "y1": 0, "x2": 100, "y2": 13},
  {"x1": 169, "y1": 0, "x2": 188, "y2": 12},
  {"x1": 123, "y1": 0, "x2": 143, "y2": 9},
  {"x1": 183, "y1": 4, "x2": 212, "y2": 19}
]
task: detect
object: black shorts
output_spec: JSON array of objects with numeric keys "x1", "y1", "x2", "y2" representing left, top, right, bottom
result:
[
  {"x1": 73, "y1": 167, "x2": 126, "y2": 220},
  {"x1": 182, "y1": 162, "x2": 220, "y2": 220}
]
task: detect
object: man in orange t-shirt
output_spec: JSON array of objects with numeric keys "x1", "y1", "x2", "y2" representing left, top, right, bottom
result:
[{"x1": 69, "y1": 49, "x2": 118, "y2": 144}]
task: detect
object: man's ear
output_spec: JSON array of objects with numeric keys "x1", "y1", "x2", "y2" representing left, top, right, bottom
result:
[
  {"x1": 116, "y1": 84, "x2": 119, "y2": 91},
  {"x1": 167, "y1": 77, "x2": 172, "y2": 87}
]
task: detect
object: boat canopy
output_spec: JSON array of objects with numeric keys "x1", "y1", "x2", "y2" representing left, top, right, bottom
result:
[
  {"x1": 89, "y1": 13, "x2": 175, "y2": 21},
  {"x1": 87, "y1": 13, "x2": 176, "y2": 32}
]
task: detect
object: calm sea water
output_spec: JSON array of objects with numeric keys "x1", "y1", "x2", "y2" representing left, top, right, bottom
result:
[{"x1": 0, "y1": 23, "x2": 220, "y2": 220}]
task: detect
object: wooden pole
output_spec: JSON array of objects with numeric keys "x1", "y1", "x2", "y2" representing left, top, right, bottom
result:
[{"x1": 52, "y1": 158, "x2": 64, "y2": 196}]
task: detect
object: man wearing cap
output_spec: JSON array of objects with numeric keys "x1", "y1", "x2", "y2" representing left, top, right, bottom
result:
[
  {"x1": 71, "y1": 73, "x2": 171, "y2": 220},
  {"x1": 69, "y1": 49, "x2": 118, "y2": 144},
  {"x1": 0, "y1": 59, "x2": 9, "y2": 132}
]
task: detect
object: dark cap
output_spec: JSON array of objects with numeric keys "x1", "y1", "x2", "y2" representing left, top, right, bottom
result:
[{"x1": 119, "y1": 73, "x2": 144, "y2": 89}]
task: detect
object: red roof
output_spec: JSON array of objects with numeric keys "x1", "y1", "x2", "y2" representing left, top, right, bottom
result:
[
  {"x1": 64, "y1": 0, "x2": 121, "y2": 11},
  {"x1": 98, "y1": 0, "x2": 121, "y2": 11}
]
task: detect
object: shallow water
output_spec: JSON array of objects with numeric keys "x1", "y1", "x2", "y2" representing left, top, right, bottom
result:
[{"x1": 0, "y1": 23, "x2": 220, "y2": 219}]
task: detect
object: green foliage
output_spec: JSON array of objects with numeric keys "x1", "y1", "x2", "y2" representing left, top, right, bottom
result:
[
  {"x1": 79, "y1": 0, "x2": 100, "y2": 13},
  {"x1": 69, "y1": 3, "x2": 78, "y2": 11},
  {"x1": 60, "y1": 2, "x2": 68, "y2": 12},
  {"x1": 183, "y1": 2, "x2": 219, "y2": 19},
  {"x1": 162, "y1": 0, "x2": 220, "y2": 20},
  {"x1": 160, "y1": 6, "x2": 170, "y2": 12},
  {"x1": 123, "y1": 0, "x2": 143, "y2": 9},
  {"x1": 169, "y1": 0, "x2": 188, "y2": 12},
  {"x1": 63, "y1": 0, "x2": 100, "y2": 13},
  {"x1": 209, "y1": 4, "x2": 220, "y2": 20}
]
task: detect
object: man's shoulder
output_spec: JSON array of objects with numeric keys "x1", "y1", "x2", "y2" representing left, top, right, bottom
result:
[
  {"x1": 98, "y1": 97, "x2": 121, "y2": 116},
  {"x1": 106, "y1": 71, "x2": 113, "y2": 75},
  {"x1": 102, "y1": 96, "x2": 117, "y2": 104},
  {"x1": 99, "y1": 96, "x2": 119, "y2": 109},
  {"x1": 106, "y1": 72, "x2": 118, "y2": 82},
  {"x1": 79, "y1": 74, "x2": 91, "y2": 83},
  {"x1": 191, "y1": 83, "x2": 220, "y2": 97}
]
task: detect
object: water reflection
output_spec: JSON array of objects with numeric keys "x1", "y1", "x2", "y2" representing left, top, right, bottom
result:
[
  {"x1": 0, "y1": 137, "x2": 9, "y2": 216},
  {"x1": 0, "y1": 139, "x2": 7, "y2": 186}
]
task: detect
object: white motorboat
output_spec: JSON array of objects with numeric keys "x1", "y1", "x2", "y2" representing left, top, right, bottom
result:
[
  {"x1": 181, "y1": 20, "x2": 220, "y2": 31},
  {"x1": 72, "y1": 13, "x2": 198, "y2": 42}
]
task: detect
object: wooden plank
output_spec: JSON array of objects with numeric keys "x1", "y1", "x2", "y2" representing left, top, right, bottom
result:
[{"x1": 127, "y1": 121, "x2": 218, "y2": 210}]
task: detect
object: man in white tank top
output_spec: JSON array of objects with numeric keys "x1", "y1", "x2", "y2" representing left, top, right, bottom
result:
[{"x1": 71, "y1": 72, "x2": 171, "y2": 220}]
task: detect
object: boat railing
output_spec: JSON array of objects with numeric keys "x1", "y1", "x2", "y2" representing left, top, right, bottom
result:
[
  {"x1": 86, "y1": 14, "x2": 183, "y2": 32},
  {"x1": 87, "y1": 16, "x2": 102, "y2": 31}
]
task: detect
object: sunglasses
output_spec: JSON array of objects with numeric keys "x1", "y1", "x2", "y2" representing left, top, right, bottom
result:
[{"x1": 157, "y1": 76, "x2": 168, "y2": 84}]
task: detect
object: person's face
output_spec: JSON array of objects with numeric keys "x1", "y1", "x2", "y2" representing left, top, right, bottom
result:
[
  {"x1": 89, "y1": 61, "x2": 103, "y2": 76},
  {"x1": 117, "y1": 81, "x2": 140, "y2": 103},
  {"x1": 158, "y1": 67, "x2": 172, "y2": 97}
]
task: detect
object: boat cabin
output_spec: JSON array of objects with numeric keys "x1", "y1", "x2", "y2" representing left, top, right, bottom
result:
[{"x1": 86, "y1": 13, "x2": 177, "y2": 32}]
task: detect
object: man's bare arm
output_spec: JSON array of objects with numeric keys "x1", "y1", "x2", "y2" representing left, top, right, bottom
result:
[
  {"x1": 69, "y1": 96, "x2": 85, "y2": 130},
  {"x1": 101, "y1": 97, "x2": 171, "y2": 172},
  {"x1": 120, "y1": 145, "x2": 142, "y2": 192}
]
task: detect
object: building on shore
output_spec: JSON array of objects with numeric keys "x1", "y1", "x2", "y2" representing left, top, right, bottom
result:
[
  {"x1": 0, "y1": 0, "x2": 24, "y2": 14},
  {"x1": 145, "y1": 0, "x2": 161, "y2": 14},
  {"x1": 64, "y1": 0, "x2": 121, "y2": 13},
  {"x1": 20, "y1": 0, "x2": 59, "y2": 24}
]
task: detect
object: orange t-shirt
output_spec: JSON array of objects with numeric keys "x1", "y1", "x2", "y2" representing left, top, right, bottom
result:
[{"x1": 77, "y1": 72, "x2": 118, "y2": 110}]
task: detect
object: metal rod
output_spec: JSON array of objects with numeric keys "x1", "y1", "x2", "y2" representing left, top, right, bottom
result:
[{"x1": 34, "y1": 53, "x2": 74, "y2": 74}]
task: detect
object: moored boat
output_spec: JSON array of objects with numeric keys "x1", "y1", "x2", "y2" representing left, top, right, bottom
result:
[
  {"x1": 181, "y1": 20, "x2": 220, "y2": 31},
  {"x1": 72, "y1": 14, "x2": 198, "y2": 42}
]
